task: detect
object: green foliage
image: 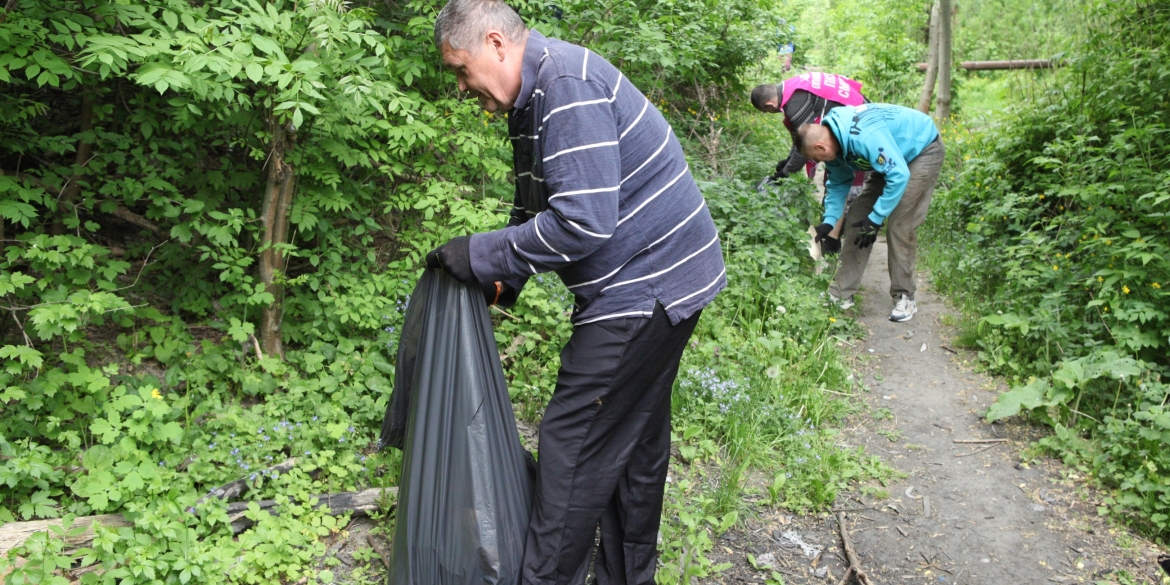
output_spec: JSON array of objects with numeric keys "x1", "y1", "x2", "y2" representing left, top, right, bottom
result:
[
  {"x1": 1, "y1": 0, "x2": 890, "y2": 579},
  {"x1": 796, "y1": 0, "x2": 932, "y2": 104},
  {"x1": 921, "y1": 0, "x2": 1170, "y2": 540}
]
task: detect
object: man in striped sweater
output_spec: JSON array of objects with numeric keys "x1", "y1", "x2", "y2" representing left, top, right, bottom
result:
[{"x1": 425, "y1": 1, "x2": 726, "y2": 584}]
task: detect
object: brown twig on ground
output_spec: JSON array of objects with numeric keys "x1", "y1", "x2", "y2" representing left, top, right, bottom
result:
[
  {"x1": 366, "y1": 534, "x2": 391, "y2": 569},
  {"x1": 955, "y1": 443, "x2": 1001, "y2": 457},
  {"x1": 834, "y1": 512, "x2": 875, "y2": 585},
  {"x1": 953, "y1": 438, "x2": 1008, "y2": 444}
]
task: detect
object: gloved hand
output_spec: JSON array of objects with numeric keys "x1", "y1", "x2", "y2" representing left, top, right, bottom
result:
[
  {"x1": 850, "y1": 217, "x2": 882, "y2": 249},
  {"x1": 426, "y1": 235, "x2": 475, "y2": 284},
  {"x1": 813, "y1": 222, "x2": 834, "y2": 243},
  {"x1": 813, "y1": 222, "x2": 841, "y2": 255},
  {"x1": 821, "y1": 235, "x2": 841, "y2": 254},
  {"x1": 773, "y1": 156, "x2": 791, "y2": 180}
]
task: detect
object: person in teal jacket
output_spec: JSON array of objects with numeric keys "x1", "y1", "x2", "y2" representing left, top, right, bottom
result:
[{"x1": 795, "y1": 103, "x2": 944, "y2": 322}]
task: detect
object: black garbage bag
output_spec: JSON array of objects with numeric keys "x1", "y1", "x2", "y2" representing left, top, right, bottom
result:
[{"x1": 379, "y1": 269, "x2": 533, "y2": 585}]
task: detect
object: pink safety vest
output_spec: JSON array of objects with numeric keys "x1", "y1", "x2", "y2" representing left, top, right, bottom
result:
[
  {"x1": 781, "y1": 73, "x2": 867, "y2": 183},
  {"x1": 780, "y1": 73, "x2": 865, "y2": 110}
]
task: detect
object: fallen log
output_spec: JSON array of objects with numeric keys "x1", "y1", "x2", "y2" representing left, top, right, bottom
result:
[
  {"x1": 915, "y1": 59, "x2": 1058, "y2": 71},
  {"x1": 225, "y1": 487, "x2": 396, "y2": 533},
  {"x1": 0, "y1": 487, "x2": 397, "y2": 555},
  {"x1": 0, "y1": 514, "x2": 133, "y2": 556},
  {"x1": 192, "y1": 457, "x2": 300, "y2": 508}
]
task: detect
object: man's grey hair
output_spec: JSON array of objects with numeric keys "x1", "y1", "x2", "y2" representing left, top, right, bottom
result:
[{"x1": 434, "y1": 0, "x2": 527, "y2": 52}]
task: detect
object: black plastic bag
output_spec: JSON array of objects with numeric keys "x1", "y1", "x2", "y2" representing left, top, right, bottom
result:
[{"x1": 379, "y1": 269, "x2": 533, "y2": 585}]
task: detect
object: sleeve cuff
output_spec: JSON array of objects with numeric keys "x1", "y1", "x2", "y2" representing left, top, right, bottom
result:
[{"x1": 469, "y1": 231, "x2": 504, "y2": 283}]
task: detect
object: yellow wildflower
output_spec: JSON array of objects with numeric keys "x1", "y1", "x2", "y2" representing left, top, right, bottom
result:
[
  {"x1": 1097, "y1": 276, "x2": 1103, "y2": 283},
  {"x1": 1053, "y1": 265, "x2": 1059, "y2": 271},
  {"x1": 1039, "y1": 195, "x2": 1045, "y2": 200},
  {"x1": 1123, "y1": 285, "x2": 1131, "y2": 294},
  {"x1": 1105, "y1": 240, "x2": 1111, "y2": 245},
  {"x1": 151, "y1": 388, "x2": 162, "y2": 400},
  {"x1": 829, "y1": 317, "x2": 837, "y2": 323},
  {"x1": 1153, "y1": 283, "x2": 1162, "y2": 289}
]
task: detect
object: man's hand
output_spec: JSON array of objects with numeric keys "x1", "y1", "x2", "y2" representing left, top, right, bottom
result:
[
  {"x1": 426, "y1": 235, "x2": 475, "y2": 283},
  {"x1": 850, "y1": 217, "x2": 882, "y2": 249},
  {"x1": 773, "y1": 156, "x2": 791, "y2": 180},
  {"x1": 813, "y1": 222, "x2": 834, "y2": 243},
  {"x1": 813, "y1": 222, "x2": 841, "y2": 255},
  {"x1": 821, "y1": 235, "x2": 841, "y2": 254}
]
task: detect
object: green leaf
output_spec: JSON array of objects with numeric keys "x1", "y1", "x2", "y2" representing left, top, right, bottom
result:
[
  {"x1": 246, "y1": 63, "x2": 263, "y2": 83},
  {"x1": 155, "y1": 421, "x2": 183, "y2": 444},
  {"x1": 986, "y1": 379, "x2": 1050, "y2": 422},
  {"x1": 251, "y1": 35, "x2": 283, "y2": 57}
]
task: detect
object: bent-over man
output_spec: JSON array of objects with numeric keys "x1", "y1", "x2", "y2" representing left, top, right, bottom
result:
[
  {"x1": 424, "y1": 1, "x2": 727, "y2": 584},
  {"x1": 795, "y1": 103, "x2": 943, "y2": 322}
]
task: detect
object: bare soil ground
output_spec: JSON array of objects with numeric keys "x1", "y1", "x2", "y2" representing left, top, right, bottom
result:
[{"x1": 700, "y1": 237, "x2": 1169, "y2": 585}]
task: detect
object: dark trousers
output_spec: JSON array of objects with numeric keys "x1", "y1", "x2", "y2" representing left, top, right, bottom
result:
[{"x1": 522, "y1": 304, "x2": 700, "y2": 585}]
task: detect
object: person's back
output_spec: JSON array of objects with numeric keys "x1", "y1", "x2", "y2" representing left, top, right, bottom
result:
[
  {"x1": 491, "y1": 30, "x2": 725, "y2": 325},
  {"x1": 795, "y1": 103, "x2": 944, "y2": 322}
]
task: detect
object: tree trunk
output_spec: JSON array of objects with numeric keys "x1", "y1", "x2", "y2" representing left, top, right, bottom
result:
[
  {"x1": 917, "y1": 2, "x2": 941, "y2": 113},
  {"x1": 53, "y1": 92, "x2": 94, "y2": 235},
  {"x1": 936, "y1": 0, "x2": 954, "y2": 121},
  {"x1": 258, "y1": 116, "x2": 296, "y2": 360}
]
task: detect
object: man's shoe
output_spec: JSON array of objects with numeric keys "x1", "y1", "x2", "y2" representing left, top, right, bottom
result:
[
  {"x1": 829, "y1": 292, "x2": 855, "y2": 310},
  {"x1": 890, "y1": 294, "x2": 917, "y2": 322}
]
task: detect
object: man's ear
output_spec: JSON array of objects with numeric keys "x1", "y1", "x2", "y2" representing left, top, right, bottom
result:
[{"x1": 486, "y1": 30, "x2": 507, "y2": 61}]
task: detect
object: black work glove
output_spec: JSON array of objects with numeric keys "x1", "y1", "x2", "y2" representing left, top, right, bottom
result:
[
  {"x1": 425, "y1": 235, "x2": 475, "y2": 284},
  {"x1": 773, "y1": 156, "x2": 792, "y2": 180},
  {"x1": 813, "y1": 222, "x2": 841, "y2": 255},
  {"x1": 813, "y1": 222, "x2": 834, "y2": 243},
  {"x1": 850, "y1": 217, "x2": 882, "y2": 249},
  {"x1": 821, "y1": 236, "x2": 841, "y2": 255}
]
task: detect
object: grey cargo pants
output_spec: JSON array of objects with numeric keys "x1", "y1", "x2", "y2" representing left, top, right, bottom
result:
[{"x1": 829, "y1": 138, "x2": 945, "y2": 302}]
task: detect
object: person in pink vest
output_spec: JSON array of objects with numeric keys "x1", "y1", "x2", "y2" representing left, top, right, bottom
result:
[{"x1": 751, "y1": 73, "x2": 870, "y2": 253}]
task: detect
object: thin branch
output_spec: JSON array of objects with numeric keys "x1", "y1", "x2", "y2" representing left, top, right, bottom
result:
[{"x1": 10, "y1": 308, "x2": 32, "y2": 348}]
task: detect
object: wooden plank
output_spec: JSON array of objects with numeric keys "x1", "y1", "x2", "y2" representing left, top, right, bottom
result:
[{"x1": 915, "y1": 59, "x2": 1058, "y2": 71}]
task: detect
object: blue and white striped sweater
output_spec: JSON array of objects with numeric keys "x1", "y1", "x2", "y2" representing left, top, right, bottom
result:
[{"x1": 469, "y1": 30, "x2": 726, "y2": 325}]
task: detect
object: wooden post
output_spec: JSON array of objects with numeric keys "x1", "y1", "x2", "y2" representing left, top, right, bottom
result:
[
  {"x1": 936, "y1": 0, "x2": 954, "y2": 121},
  {"x1": 257, "y1": 116, "x2": 296, "y2": 360},
  {"x1": 917, "y1": 2, "x2": 941, "y2": 113}
]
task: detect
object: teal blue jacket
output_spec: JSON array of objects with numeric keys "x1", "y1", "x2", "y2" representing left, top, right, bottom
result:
[{"x1": 821, "y1": 104, "x2": 940, "y2": 226}]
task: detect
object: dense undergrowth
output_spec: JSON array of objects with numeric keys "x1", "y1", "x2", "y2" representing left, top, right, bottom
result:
[
  {"x1": 1, "y1": 0, "x2": 893, "y2": 582},
  {"x1": 921, "y1": 0, "x2": 1170, "y2": 542}
]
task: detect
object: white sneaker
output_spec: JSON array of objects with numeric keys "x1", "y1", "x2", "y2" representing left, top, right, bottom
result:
[
  {"x1": 890, "y1": 294, "x2": 917, "y2": 322},
  {"x1": 829, "y1": 292, "x2": 855, "y2": 310}
]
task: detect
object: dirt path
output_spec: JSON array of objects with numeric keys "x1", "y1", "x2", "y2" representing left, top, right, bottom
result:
[{"x1": 706, "y1": 238, "x2": 1168, "y2": 585}]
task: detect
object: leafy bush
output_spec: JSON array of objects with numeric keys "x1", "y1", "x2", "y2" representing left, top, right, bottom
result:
[
  {"x1": 921, "y1": 0, "x2": 1170, "y2": 540},
  {"x1": 1, "y1": 0, "x2": 892, "y2": 580}
]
